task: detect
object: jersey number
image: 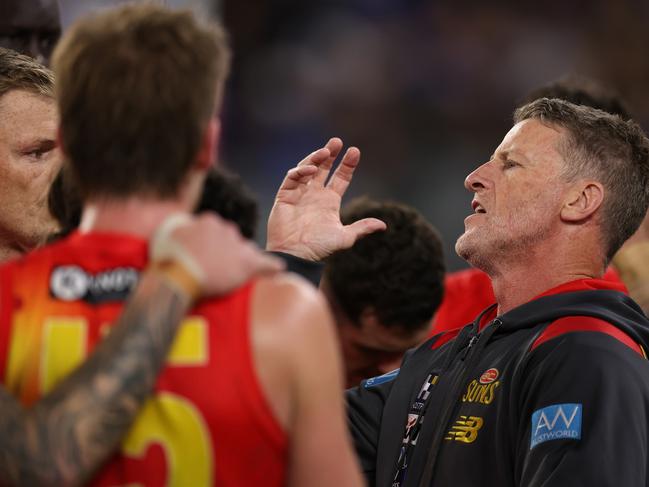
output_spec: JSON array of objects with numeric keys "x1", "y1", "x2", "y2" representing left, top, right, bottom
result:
[{"x1": 41, "y1": 317, "x2": 213, "y2": 486}]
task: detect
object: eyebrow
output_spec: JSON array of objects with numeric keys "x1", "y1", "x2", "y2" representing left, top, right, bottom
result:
[
  {"x1": 494, "y1": 149, "x2": 528, "y2": 163},
  {"x1": 23, "y1": 138, "x2": 56, "y2": 148}
]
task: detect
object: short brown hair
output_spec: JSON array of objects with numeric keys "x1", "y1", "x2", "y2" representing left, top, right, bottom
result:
[
  {"x1": 52, "y1": 4, "x2": 231, "y2": 198},
  {"x1": 0, "y1": 47, "x2": 54, "y2": 99},
  {"x1": 515, "y1": 98, "x2": 649, "y2": 260}
]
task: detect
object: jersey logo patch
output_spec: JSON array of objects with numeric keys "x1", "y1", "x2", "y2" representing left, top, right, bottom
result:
[
  {"x1": 530, "y1": 403, "x2": 582, "y2": 449},
  {"x1": 50, "y1": 266, "x2": 139, "y2": 304},
  {"x1": 363, "y1": 368, "x2": 399, "y2": 388}
]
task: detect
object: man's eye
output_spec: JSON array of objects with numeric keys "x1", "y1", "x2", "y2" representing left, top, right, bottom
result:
[
  {"x1": 25, "y1": 149, "x2": 48, "y2": 160},
  {"x1": 503, "y1": 159, "x2": 518, "y2": 169}
]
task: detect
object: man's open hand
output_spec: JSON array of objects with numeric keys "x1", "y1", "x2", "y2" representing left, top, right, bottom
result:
[{"x1": 266, "y1": 137, "x2": 386, "y2": 261}]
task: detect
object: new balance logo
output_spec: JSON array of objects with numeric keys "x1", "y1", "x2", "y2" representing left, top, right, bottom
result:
[
  {"x1": 445, "y1": 415, "x2": 483, "y2": 443},
  {"x1": 530, "y1": 403, "x2": 582, "y2": 449}
]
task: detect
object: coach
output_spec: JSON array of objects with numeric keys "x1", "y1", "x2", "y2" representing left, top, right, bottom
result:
[{"x1": 347, "y1": 98, "x2": 649, "y2": 486}]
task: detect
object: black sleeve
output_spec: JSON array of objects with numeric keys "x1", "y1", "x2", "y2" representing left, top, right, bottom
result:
[
  {"x1": 346, "y1": 373, "x2": 397, "y2": 487},
  {"x1": 514, "y1": 332, "x2": 649, "y2": 487},
  {"x1": 268, "y1": 252, "x2": 323, "y2": 287}
]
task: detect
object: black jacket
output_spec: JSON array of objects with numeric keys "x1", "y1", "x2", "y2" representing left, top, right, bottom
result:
[{"x1": 347, "y1": 288, "x2": 649, "y2": 487}]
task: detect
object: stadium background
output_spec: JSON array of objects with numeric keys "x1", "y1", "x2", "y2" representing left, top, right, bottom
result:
[{"x1": 61, "y1": 0, "x2": 649, "y2": 271}]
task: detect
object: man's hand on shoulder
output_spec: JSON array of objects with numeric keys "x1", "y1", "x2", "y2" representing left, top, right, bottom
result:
[
  {"x1": 266, "y1": 137, "x2": 386, "y2": 262},
  {"x1": 151, "y1": 213, "x2": 284, "y2": 298}
]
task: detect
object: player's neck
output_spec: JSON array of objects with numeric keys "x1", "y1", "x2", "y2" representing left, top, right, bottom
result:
[
  {"x1": 0, "y1": 243, "x2": 23, "y2": 264},
  {"x1": 79, "y1": 197, "x2": 191, "y2": 239}
]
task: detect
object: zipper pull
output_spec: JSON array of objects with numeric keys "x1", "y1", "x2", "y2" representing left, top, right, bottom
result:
[{"x1": 461, "y1": 335, "x2": 478, "y2": 360}]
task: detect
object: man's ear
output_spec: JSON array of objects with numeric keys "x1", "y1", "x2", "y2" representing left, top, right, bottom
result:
[
  {"x1": 195, "y1": 118, "x2": 221, "y2": 170},
  {"x1": 560, "y1": 181, "x2": 604, "y2": 223}
]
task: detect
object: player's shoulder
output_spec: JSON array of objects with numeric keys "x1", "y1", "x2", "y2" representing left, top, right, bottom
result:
[
  {"x1": 0, "y1": 239, "x2": 64, "y2": 276},
  {"x1": 254, "y1": 273, "x2": 324, "y2": 309},
  {"x1": 251, "y1": 273, "x2": 331, "y2": 336}
]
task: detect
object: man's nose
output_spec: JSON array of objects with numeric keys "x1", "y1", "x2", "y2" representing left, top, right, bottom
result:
[{"x1": 464, "y1": 162, "x2": 490, "y2": 192}]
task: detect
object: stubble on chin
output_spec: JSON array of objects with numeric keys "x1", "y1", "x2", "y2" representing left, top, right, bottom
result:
[{"x1": 455, "y1": 231, "x2": 483, "y2": 266}]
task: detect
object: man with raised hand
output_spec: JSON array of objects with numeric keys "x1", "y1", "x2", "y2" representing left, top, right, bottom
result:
[{"x1": 347, "y1": 99, "x2": 649, "y2": 486}]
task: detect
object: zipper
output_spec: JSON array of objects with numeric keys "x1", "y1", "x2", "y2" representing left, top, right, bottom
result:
[
  {"x1": 416, "y1": 318, "x2": 502, "y2": 487},
  {"x1": 461, "y1": 335, "x2": 478, "y2": 360}
]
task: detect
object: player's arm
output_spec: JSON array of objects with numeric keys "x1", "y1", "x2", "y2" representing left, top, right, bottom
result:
[
  {"x1": 0, "y1": 214, "x2": 283, "y2": 487},
  {"x1": 516, "y1": 332, "x2": 649, "y2": 486},
  {"x1": 252, "y1": 275, "x2": 364, "y2": 487}
]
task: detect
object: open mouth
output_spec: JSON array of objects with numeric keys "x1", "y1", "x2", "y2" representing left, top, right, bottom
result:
[{"x1": 471, "y1": 200, "x2": 486, "y2": 214}]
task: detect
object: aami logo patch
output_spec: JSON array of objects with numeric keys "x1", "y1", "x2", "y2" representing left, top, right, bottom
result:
[
  {"x1": 530, "y1": 403, "x2": 582, "y2": 449},
  {"x1": 50, "y1": 266, "x2": 139, "y2": 304}
]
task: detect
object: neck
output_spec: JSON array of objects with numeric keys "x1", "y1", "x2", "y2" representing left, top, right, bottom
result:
[
  {"x1": 0, "y1": 244, "x2": 23, "y2": 263},
  {"x1": 79, "y1": 197, "x2": 190, "y2": 240},
  {"x1": 484, "y1": 237, "x2": 605, "y2": 315}
]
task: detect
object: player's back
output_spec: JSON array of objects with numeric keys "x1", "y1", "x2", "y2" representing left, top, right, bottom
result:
[{"x1": 0, "y1": 231, "x2": 287, "y2": 486}]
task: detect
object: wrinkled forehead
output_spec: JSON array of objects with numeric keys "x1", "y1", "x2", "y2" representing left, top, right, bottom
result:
[
  {"x1": 496, "y1": 118, "x2": 567, "y2": 168},
  {"x1": 0, "y1": 89, "x2": 57, "y2": 130},
  {"x1": 0, "y1": 0, "x2": 61, "y2": 30}
]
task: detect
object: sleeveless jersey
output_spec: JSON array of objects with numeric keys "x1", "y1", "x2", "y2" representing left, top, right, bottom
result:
[{"x1": 0, "y1": 231, "x2": 287, "y2": 487}]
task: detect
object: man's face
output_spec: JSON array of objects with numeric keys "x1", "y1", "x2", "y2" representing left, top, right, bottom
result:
[
  {"x1": 455, "y1": 119, "x2": 569, "y2": 270},
  {"x1": 0, "y1": 90, "x2": 61, "y2": 259},
  {"x1": 337, "y1": 317, "x2": 430, "y2": 389},
  {"x1": 0, "y1": 0, "x2": 61, "y2": 65},
  {"x1": 327, "y1": 284, "x2": 431, "y2": 388}
]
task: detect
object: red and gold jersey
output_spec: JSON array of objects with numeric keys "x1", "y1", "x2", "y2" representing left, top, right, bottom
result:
[{"x1": 0, "y1": 232, "x2": 287, "y2": 487}]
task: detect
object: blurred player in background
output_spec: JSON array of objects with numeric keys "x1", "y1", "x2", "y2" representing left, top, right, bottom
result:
[
  {"x1": 0, "y1": 47, "x2": 61, "y2": 262},
  {"x1": 0, "y1": 212, "x2": 282, "y2": 486},
  {"x1": 321, "y1": 197, "x2": 445, "y2": 387},
  {"x1": 0, "y1": 0, "x2": 60, "y2": 65},
  {"x1": 0, "y1": 5, "x2": 364, "y2": 486}
]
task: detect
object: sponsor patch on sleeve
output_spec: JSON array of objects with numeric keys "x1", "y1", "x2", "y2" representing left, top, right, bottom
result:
[
  {"x1": 363, "y1": 368, "x2": 400, "y2": 388},
  {"x1": 530, "y1": 403, "x2": 582, "y2": 449}
]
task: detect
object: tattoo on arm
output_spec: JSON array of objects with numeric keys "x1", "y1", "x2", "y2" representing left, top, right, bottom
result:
[{"x1": 0, "y1": 271, "x2": 191, "y2": 487}]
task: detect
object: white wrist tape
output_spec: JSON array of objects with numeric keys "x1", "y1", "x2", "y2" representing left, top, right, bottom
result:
[{"x1": 149, "y1": 213, "x2": 206, "y2": 287}]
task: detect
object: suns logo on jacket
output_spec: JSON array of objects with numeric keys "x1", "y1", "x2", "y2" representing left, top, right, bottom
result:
[{"x1": 462, "y1": 368, "x2": 501, "y2": 405}]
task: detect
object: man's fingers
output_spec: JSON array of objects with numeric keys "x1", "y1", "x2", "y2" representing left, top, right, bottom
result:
[
  {"x1": 277, "y1": 165, "x2": 319, "y2": 192},
  {"x1": 327, "y1": 147, "x2": 361, "y2": 196},
  {"x1": 344, "y1": 218, "x2": 387, "y2": 246},
  {"x1": 296, "y1": 147, "x2": 331, "y2": 168},
  {"x1": 313, "y1": 137, "x2": 344, "y2": 184}
]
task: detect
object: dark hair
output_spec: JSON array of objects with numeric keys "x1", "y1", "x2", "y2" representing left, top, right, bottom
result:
[
  {"x1": 324, "y1": 197, "x2": 445, "y2": 331},
  {"x1": 196, "y1": 168, "x2": 258, "y2": 239},
  {"x1": 521, "y1": 75, "x2": 630, "y2": 119},
  {"x1": 51, "y1": 4, "x2": 231, "y2": 199},
  {"x1": 515, "y1": 98, "x2": 649, "y2": 260}
]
